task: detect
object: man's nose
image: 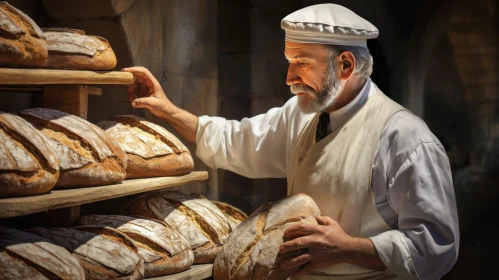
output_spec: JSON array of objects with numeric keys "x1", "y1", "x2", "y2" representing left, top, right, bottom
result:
[{"x1": 286, "y1": 65, "x2": 301, "y2": 86}]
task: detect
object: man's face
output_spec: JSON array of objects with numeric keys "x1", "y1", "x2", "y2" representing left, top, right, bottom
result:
[{"x1": 284, "y1": 42, "x2": 342, "y2": 113}]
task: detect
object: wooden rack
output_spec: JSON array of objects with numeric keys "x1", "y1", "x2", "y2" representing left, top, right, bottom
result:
[{"x1": 0, "y1": 68, "x2": 213, "y2": 280}]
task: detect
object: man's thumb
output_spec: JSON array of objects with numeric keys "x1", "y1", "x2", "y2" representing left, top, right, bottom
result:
[{"x1": 132, "y1": 97, "x2": 156, "y2": 109}]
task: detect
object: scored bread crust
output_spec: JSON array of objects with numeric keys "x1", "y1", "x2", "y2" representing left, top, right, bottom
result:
[
  {"x1": 212, "y1": 201, "x2": 248, "y2": 230},
  {"x1": 19, "y1": 108, "x2": 127, "y2": 188},
  {"x1": 213, "y1": 193, "x2": 321, "y2": 280},
  {"x1": 0, "y1": 1, "x2": 48, "y2": 67},
  {"x1": 98, "y1": 115, "x2": 194, "y2": 179},
  {"x1": 0, "y1": 225, "x2": 85, "y2": 280},
  {"x1": 77, "y1": 214, "x2": 194, "y2": 277},
  {"x1": 0, "y1": 112, "x2": 59, "y2": 198},
  {"x1": 31, "y1": 226, "x2": 145, "y2": 280},
  {"x1": 121, "y1": 191, "x2": 231, "y2": 264},
  {"x1": 41, "y1": 28, "x2": 117, "y2": 70}
]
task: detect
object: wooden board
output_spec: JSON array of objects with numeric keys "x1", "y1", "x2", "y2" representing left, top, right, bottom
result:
[
  {"x1": 0, "y1": 171, "x2": 208, "y2": 218},
  {"x1": 0, "y1": 68, "x2": 134, "y2": 85},
  {"x1": 44, "y1": 85, "x2": 88, "y2": 118},
  {"x1": 147, "y1": 264, "x2": 213, "y2": 280}
]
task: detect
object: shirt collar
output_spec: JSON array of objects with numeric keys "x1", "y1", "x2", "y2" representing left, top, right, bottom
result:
[{"x1": 327, "y1": 77, "x2": 373, "y2": 132}]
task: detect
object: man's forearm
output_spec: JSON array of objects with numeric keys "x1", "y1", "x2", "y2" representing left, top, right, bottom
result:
[
  {"x1": 346, "y1": 237, "x2": 386, "y2": 271},
  {"x1": 159, "y1": 104, "x2": 198, "y2": 144}
]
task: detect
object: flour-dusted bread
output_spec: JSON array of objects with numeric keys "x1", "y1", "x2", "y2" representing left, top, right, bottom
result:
[
  {"x1": 19, "y1": 108, "x2": 127, "y2": 188},
  {"x1": 77, "y1": 214, "x2": 194, "y2": 277},
  {"x1": 98, "y1": 115, "x2": 194, "y2": 179},
  {"x1": 41, "y1": 27, "x2": 117, "y2": 70},
  {"x1": 122, "y1": 191, "x2": 231, "y2": 264},
  {"x1": 0, "y1": 1, "x2": 47, "y2": 67},
  {"x1": 31, "y1": 226, "x2": 145, "y2": 280},
  {"x1": 0, "y1": 111, "x2": 59, "y2": 197},
  {"x1": 212, "y1": 201, "x2": 248, "y2": 230},
  {"x1": 0, "y1": 225, "x2": 85, "y2": 280},
  {"x1": 213, "y1": 193, "x2": 321, "y2": 280}
]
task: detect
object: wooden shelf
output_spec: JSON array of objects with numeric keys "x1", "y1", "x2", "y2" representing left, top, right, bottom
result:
[
  {"x1": 148, "y1": 264, "x2": 213, "y2": 280},
  {"x1": 0, "y1": 171, "x2": 208, "y2": 218},
  {"x1": 0, "y1": 68, "x2": 134, "y2": 85}
]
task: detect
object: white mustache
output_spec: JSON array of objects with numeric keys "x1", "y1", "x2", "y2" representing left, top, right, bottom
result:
[{"x1": 290, "y1": 84, "x2": 316, "y2": 95}]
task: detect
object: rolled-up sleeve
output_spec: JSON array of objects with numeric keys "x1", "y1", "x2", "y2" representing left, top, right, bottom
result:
[
  {"x1": 195, "y1": 97, "x2": 304, "y2": 178},
  {"x1": 371, "y1": 141, "x2": 460, "y2": 280}
]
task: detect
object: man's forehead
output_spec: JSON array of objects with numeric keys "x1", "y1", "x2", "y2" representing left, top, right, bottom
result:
[{"x1": 284, "y1": 42, "x2": 326, "y2": 58}]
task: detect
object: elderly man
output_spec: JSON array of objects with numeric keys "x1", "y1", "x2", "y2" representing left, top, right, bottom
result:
[{"x1": 123, "y1": 3, "x2": 459, "y2": 280}]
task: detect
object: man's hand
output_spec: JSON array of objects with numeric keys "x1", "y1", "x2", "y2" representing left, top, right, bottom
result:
[
  {"x1": 122, "y1": 66, "x2": 175, "y2": 119},
  {"x1": 278, "y1": 216, "x2": 385, "y2": 276},
  {"x1": 121, "y1": 66, "x2": 198, "y2": 144}
]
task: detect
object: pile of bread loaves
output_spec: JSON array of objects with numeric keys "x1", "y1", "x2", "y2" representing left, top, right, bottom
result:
[
  {"x1": 0, "y1": 190, "x2": 251, "y2": 279},
  {"x1": 0, "y1": 2, "x2": 116, "y2": 70},
  {"x1": 0, "y1": 109, "x2": 194, "y2": 198},
  {"x1": 0, "y1": 192, "x2": 321, "y2": 280}
]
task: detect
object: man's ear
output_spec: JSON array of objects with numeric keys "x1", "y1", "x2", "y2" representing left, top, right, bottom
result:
[{"x1": 339, "y1": 52, "x2": 355, "y2": 80}]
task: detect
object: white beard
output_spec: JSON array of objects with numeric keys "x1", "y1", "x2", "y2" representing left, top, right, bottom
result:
[{"x1": 291, "y1": 68, "x2": 343, "y2": 114}]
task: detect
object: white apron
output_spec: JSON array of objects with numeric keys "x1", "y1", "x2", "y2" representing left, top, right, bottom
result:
[{"x1": 287, "y1": 89, "x2": 405, "y2": 280}]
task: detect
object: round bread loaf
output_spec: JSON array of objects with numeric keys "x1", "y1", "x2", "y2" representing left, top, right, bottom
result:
[
  {"x1": 0, "y1": 225, "x2": 85, "y2": 280},
  {"x1": 41, "y1": 27, "x2": 117, "y2": 70},
  {"x1": 20, "y1": 108, "x2": 127, "y2": 189},
  {"x1": 0, "y1": 111, "x2": 59, "y2": 198},
  {"x1": 31, "y1": 226, "x2": 145, "y2": 280},
  {"x1": 98, "y1": 115, "x2": 194, "y2": 179},
  {"x1": 0, "y1": 2, "x2": 48, "y2": 67},
  {"x1": 213, "y1": 193, "x2": 321, "y2": 280},
  {"x1": 212, "y1": 200, "x2": 248, "y2": 230},
  {"x1": 77, "y1": 214, "x2": 194, "y2": 277},
  {"x1": 122, "y1": 191, "x2": 231, "y2": 264}
]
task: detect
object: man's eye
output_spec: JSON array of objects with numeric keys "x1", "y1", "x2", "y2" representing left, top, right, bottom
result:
[{"x1": 300, "y1": 62, "x2": 309, "y2": 67}]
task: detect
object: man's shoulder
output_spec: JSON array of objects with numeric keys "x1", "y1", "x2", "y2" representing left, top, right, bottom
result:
[{"x1": 381, "y1": 110, "x2": 446, "y2": 175}]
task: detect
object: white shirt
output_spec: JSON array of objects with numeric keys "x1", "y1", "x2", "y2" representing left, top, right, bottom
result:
[{"x1": 195, "y1": 79, "x2": 459, "y2": 280}]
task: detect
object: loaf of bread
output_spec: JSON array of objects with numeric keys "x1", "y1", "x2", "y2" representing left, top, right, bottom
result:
[
  {"x1": 98, "y1": 115, "x2": 193, "y2": 179},
  {"x1": 122, "y1": 191, "x2": 231, "y2": 264},
  {"x1": 77, "y1": 214, "x2": 194, "y2": 277},
  {"x1": 0, "y1": 111, "x2": 59, "y2": 197},
  {"x1": 0, "y1": 225, "x2": 85, "y2": 280},
  {"x1": 0, "y1": 2, "x2": 48, "y2": 67},
  {"x1": 213, "y1": 193, "x2": 321, "y2": 280},
  {"x1": 20, "y1": 108, "x2": 127, "y2": 188},
  {"x1": 41, "y1": 27, "x2": 117, "y2": 70},
  {"x1": 31, "y1": 226, "x2": 145, "y2": 280},
  {"x1": 212, "y1": 201, "x2": 248, "y2": 230}
]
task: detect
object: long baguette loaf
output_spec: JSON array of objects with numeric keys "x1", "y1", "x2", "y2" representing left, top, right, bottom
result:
[
  {"x1": 41, "y1": 27, "x2": 117, "y2": 70},
  {"x1": 77, "y1": 214, "x2": 194, "y2": 277},
  {"x1": 122, "y1": 191, "x2": 231, "y2": 264},
  {"x1": 20, "y1": 108, "x2": 127, "y2": 188},
  {"x1": 98, "y1": 115, "x2": 193, "y2": 179},
  {"x1": 31, "y1": 226, "x2": 145, "y2": 280},
  {"x1": 0, "y1": 111, "x2": 59, "y2": 197},
  {"x1": 0, "y1": 225, "x2": 85, "y2": 280},
  {"x1": 212, "y1": 200, "x2": 248, "y2": 231},
  {"x1": 0, "y1": 1, "x2": 48, "y2": 67},
  {"x1": 213, "y1": 193, "x2": 321, "y2": 280}
]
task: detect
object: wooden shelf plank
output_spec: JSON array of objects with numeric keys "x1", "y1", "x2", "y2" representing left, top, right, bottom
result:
[
  {"x1": 0, "y1": 171, "x2": 208, "y2": 218},
  {"x1": 147, "y1": 264, "x2": 213, "y2": 280},
  {"x1": 0, "y1": 68, "x2": 134, "y2": 85}
]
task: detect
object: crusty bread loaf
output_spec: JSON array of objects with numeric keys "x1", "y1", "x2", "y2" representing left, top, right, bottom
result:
[
  {"x1": 0, "y1": 1, "x2": 48, "y2": 67},
  {"x1": 213, "y1": 193, "x2": 321, "y2": 280},
  {"x1": 0, "y1": 225, "x2": 85, "y2": 280},
  {"x1": 41, "y1": 27, "x2": 117, "y2": 70},
  {"x1": 0, "y1": 111, "x2": 59, "y2": 197},
  {"x1": 212, "y1": 201, "x2": 248, "y2": 230},
  {"x1": 77, "y1": 214, "x2": 194, "y2": 277},
  {"x1": 19, "y1": 108, "x2": 127, "y2": 189},
  {"x1": 122, "y1": 191, "x2": 231, "y2": 264},
  {"x1": 98, "y1": 115, "x2": 194, "y2": 179},
  {"x1": 31, "y1": 226, "x2": 145, "y2": 280}
]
